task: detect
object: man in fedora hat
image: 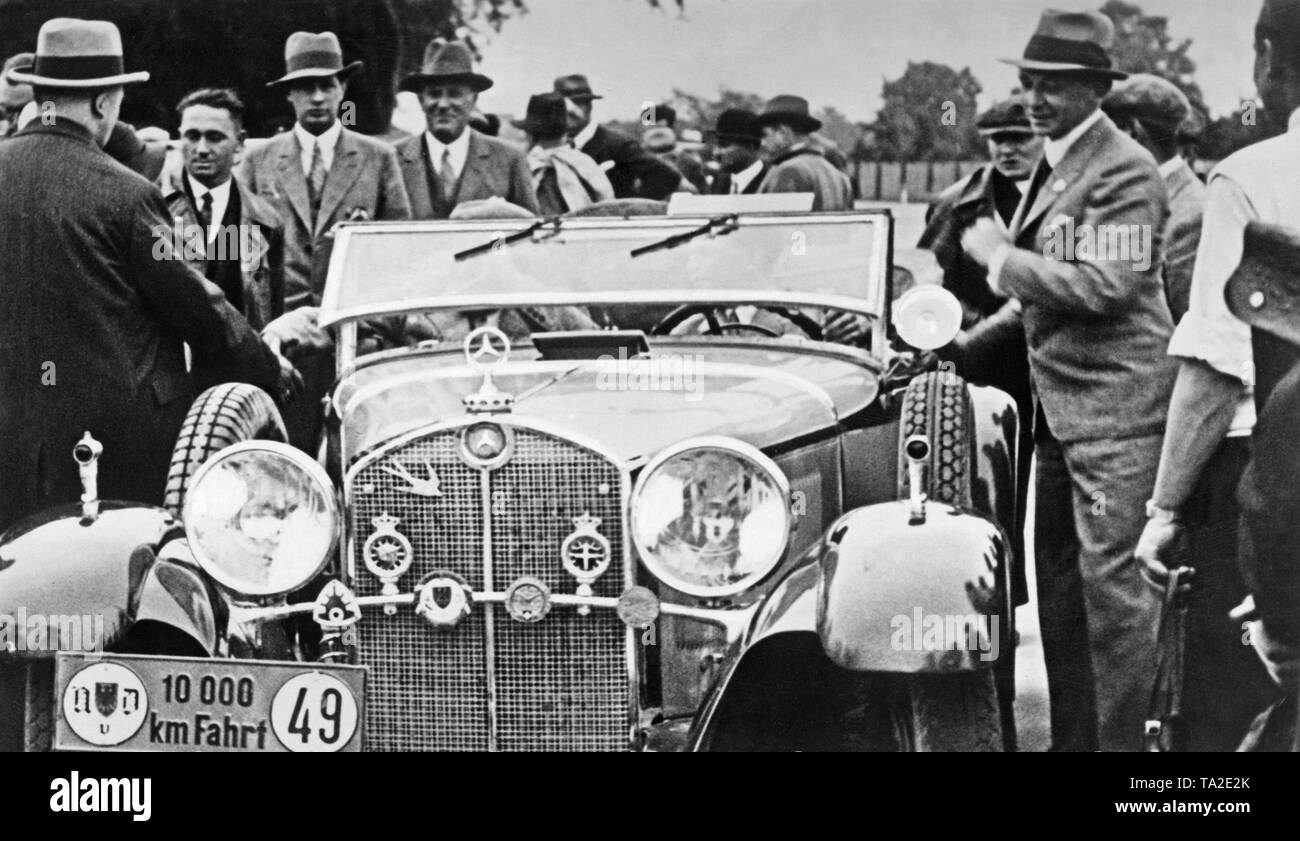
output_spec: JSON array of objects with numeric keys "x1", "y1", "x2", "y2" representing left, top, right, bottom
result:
[
  {"x1": 394, "y1": 40, "x2": 538, "y2": 220},
  {"x1": 554, "y1": 73, "x2": 682, "y2": 201},
  {"x1": 960, "y1": 9, "x2": 1176, "y2": 752},
  {"x1": 0, "y1": 18, "x2": 301, "y2": 531},
  {"x1": 1139, "y1": 0, "x2": 1300, "y2": 750},
  {"x1": 708, "y1": 108, "x2": 767, "y2": 196},
  {"x1": 239, "y1": 30, "x2": 411, "y2": 451},
  {"x1": 1103, "y1": 74, "x2": 1205, "y2": 324},
  {"x1": 513, "y1": 91, "x2": 611, "y2": 216},
  {"x1": 755, "y1": 94, "x2": 853, "y2": 213}
]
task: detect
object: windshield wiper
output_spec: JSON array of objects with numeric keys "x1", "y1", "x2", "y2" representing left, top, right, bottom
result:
[
  {"x1": 454, "y1": 216, "x2": 564, "y2": 262},
  {"x1": 630, "y1": 214, "x2": 739, "y2": 258}
]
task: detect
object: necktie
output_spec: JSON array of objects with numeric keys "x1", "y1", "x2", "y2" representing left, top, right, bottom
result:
[
  {"x1": 730, "y1": 177, "x2": 740, "y2": 195},
  {"x1": 439, "y1": 148, "x2": 457, "y2": 204},
  {"x1": 1019, "y1": 160, "x2": 1053, "y2": 221},
  {"x1": 198, "y1": 192, "x2": 214, "y2": 240},
  {"x1": 308, "y1": 140, "x2": 327, "y2": 222}
]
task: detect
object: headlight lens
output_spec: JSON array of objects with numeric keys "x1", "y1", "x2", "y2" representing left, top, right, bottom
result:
[
  {"x1": 630, "y1": 438, "x2": 791, "y2": 597},
  {"x1": 183, "y1": 442, "x2": 339, "y2": 599}
]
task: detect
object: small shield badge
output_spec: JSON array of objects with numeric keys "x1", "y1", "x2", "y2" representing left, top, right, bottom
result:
[{"x1": 94, "y1": 682, "x2": 118, "y2": 718}]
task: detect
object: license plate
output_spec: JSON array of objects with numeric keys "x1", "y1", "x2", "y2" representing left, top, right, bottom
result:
[{"x1": 54, "y1": 653, "x2": 367, "y2": 752}]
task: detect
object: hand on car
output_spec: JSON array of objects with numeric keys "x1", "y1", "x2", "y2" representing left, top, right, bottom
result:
[
  {"x1": 822, "y1": 312, "x2": 870, "y2": 345},
  {"x1": 961, "y1": 218, "x2": 1010, "y2": 271},
  {"x1": 273, "y1": 351, "x2": 304, "y2": 403},
  {"x1": 262, "y1": 306, "x2": 332, "y2": 360}
]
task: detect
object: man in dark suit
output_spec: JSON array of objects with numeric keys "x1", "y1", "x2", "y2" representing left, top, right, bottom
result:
[
  {"x1": 708, "y1": 108, "x2": 767, "y2": 195},
  {"x1": 0, "y1": 19, "x2": 293, "y2": 532},
  {"x1": 755, "y1": 95, "x2": 854, "y2": 212},
  {"x1": 238, "y1": 31, "x2": 411, "y2": 450},
  {"x1": 962, "y1": 10, "x2": 1177, "y2": 752},
  {"x1": 164, "y1": 88, "x2": 287, "y2": 392},
  {"x1": 554, "y1": 74, "x2": 682, "y2": 201},
  {"x1": 394, "y1": 40, "x2": 539, "y2": 219},
  {"x1": 1103, "y1": 74, "x2": 1206, "y2": 324}
]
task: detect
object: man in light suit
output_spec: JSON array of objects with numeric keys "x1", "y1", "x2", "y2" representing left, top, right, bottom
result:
[
  {"x1": 395, "y1": 40, "x2": 538, "y2": 220},
  {"x1": 1103, "y1": 74, "x2": 1206, "y2": 324},
  {"x1": 962, "y1": 9, "x2": 1177, "y2": 752},
  {"x1": 238, "y1": 31, "x2": 411, "y2": 450}
]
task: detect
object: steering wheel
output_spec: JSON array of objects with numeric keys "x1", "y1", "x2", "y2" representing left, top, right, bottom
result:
[{"x1": 651, "y1": 305, "x2": 825, "y2": 341}]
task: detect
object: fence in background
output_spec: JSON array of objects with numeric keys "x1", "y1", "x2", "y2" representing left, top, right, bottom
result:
[{"x1": 853, "y1": 160, "x2": 986, "y2": 203}]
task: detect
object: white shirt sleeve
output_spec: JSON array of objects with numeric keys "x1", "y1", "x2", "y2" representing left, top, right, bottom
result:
[{"x1": 1166, "y1": 172, "x2": 1256, "y2": 386}]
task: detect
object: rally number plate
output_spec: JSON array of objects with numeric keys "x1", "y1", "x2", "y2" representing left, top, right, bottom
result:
[{"x1": 54, "y1": 653, "x2": 366, "y2": 753}]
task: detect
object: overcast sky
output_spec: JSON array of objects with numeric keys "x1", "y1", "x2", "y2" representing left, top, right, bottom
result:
[{"x1": 470, "y1": 0, "x2": 1259, "y2": 123}]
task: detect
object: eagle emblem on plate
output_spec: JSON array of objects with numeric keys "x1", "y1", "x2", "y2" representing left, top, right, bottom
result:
[
  {"x1": 504, "y1": 576, "x2": 552, "y2": 624},
  {"x1": 363, "y1": 512, "x2": 413, "y2": 614},
  {"x1": 561, "y1": 512, "x2": 612, "y2": 615},
  {"x1": 416, "y1": 571, "x2": 473, "y2": 630},
  {"x1": 312, "y1": 579, "x2": 361, "y2": 630}
]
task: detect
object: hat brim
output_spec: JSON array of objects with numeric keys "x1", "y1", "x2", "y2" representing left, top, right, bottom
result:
[
  {"x1": 399, "y1": 72, "x2": 493, "y2": 94},
  {"x1": 558, "y1": 92, "x2": 602, "y2": 102},
  {"x1": 510, "y1": 116, "x2": 564, "y2": 135},
  {"x1": 266, "y1": 61, "x2": 363, "y2": 88},
  {"x1": 6, "y1": 68, "x2": 150, "y2": 88},
  {"x1": 978, "y1": 126, "x2": 1036, "y2": 137},
  {"x1": 1000, "y1": 58, "x2": 1128, "y2": 80},
  {"x1": 752, "y1": 112, "x2": 822, "y2": 133}
]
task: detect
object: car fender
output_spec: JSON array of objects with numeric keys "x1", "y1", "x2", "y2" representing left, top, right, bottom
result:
[
  {"x1": 0, "y1": 503, "x2": 220, "y2": 656},
  {"x1": 816, "y1": 500, "x2": 1010, "y2": 674}
]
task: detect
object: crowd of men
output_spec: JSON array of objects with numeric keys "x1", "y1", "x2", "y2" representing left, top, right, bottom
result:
[
  {"x1": 924, "y1": 3, "x2": 1300, "y2": 751},
  {"x1": 1, "y1": 3, "x2": 1298, "y2": 752}
]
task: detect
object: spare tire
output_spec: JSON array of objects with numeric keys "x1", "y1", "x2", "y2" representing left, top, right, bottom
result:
[
  {"x1": 895, "y1": 369, "x2": 1003, "y2": 752},
  {"x1": 164, "y1": 384, "x2": 286, "y2": 516}
]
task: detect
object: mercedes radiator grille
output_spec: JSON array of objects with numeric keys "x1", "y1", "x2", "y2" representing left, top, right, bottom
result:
[{"x1": 348, "y1": 425, "x2": 632, "y2": 751}]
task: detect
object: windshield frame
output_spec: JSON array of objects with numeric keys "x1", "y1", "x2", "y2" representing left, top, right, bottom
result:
[{"x1": 321, "y1": 210, "x2": 891, "y2": 318}]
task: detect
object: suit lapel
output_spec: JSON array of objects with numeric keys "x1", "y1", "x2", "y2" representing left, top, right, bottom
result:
[
  {"x1": 314, "y1": 129, "x2": 364, "y2": 236},
  {"x1": 274, "y1": 133, "x2": 313, "y2": 233},
  {"x1": 456, "y1": 132, "x2": 490, "y2": 205},
  {"x1": 399, "y1": 135, "x2": 434, "y2": 219},
  {"x1": 1013, "y1": 116, "x2": 1111, "y2": 241}
]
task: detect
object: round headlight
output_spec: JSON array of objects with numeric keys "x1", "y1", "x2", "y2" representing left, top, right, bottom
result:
[
  {"x1": 183, "y1": 442, "x2": 339, "y2": 600},
  {"x1": 630, "y1": 438, "x2": 791, "y2": 598}
]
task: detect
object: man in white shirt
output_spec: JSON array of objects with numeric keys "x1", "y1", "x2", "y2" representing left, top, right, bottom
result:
[{"x1": 1138, "y1": 0, "x2": 1300, "y2": 748}]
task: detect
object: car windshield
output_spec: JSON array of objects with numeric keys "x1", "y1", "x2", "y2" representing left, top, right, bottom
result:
[{"x1": 319, "y1": 212, "x2": 890, "y2": 328}]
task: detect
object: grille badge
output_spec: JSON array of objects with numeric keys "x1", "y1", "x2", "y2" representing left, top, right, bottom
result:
[
  {"x1": 561, "y1": 512, "x2": 612, "y2": 616},
  {"x1": 363, "y1": 512, "x2": 414, "y2": 615},
  {"x1": 459, "y1": 421, "x2": 514, "y2": 468},
  {"x1": 379, "y1": 457, "x2": 443, "y2": 497},
  {"x1": 416, "y1": 571, "x2": 473, "y2": 630},
  {"x1": 504, "y1": 576, "x2": 552, "y2": 624}
]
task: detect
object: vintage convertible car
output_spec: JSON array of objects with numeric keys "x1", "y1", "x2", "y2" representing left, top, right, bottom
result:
[{"x1": 0, "y1": 210, "x2": 1020, "y2": 752}]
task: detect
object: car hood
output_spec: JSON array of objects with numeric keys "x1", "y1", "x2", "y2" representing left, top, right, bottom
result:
[{"x1": 337, "y1": 343, "x2": 879, "y2": 464}]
